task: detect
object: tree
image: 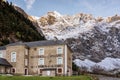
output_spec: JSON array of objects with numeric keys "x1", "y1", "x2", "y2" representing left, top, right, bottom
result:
[
  {"x1": 72, "y1": 62, "x2": 79, "y2": 71},
  {"x1": 0, "y1": 1, "x2": 45, "y2": 46},
  {"x1": 91, "y1": 65, "x2": 105, "y2": 74}
]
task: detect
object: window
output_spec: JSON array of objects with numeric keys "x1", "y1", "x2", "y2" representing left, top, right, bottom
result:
[
  {"x1": 25, "y1": 59, "x2": 28, "y2": 66},
  {"x1": 39, "y1": 48, "x2": 44, "y2": 55},
  {"x1": 39, "y1": 69, "x2": 42, "y2": 74},
  {"x1": 57, "y1": 68, "x2": 62, "y2": 73},
  {"x1": 25, "y1": 49, "x2": 28, "y2": 55},
  {"x1": 57, "y1": 57, "x2": 63, "y2": 64},
  {"x1": 11, "y1": 68, "x2": 15, "y2": 73},
  {"x1": 38, "y1": 58, "x2": 44, "y2": 65},
  {"x1": 0, "y1": 51, "x2": 3, "y2": 58},
  {"x1": 57, "y1": 47, "x2": 63, "y2": 54},
  {"x1": 11, "y1": 52, "x2": 16, "y2": 62}
]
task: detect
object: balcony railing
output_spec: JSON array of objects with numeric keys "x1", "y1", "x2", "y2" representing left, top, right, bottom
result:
[
  {"x1": 38, "y1": 65, "x2": 62, "y2": 68},
  {"x1": 31, "y1": 54, "x2": 63, "y2": 58}
]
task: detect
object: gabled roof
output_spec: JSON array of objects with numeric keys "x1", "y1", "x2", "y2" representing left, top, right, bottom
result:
[{"x1": 0, "y1": 58, "x2": 12, "y2": 67}]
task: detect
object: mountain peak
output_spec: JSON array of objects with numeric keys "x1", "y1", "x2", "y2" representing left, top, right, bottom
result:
[{"x1": 46, "y1": 11, "x2": 62, "y2": 18}]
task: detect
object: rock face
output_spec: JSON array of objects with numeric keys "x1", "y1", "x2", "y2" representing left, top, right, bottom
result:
[
  {"x1": 33, "y1": 11, "x2": 120, "y2": 72},
  {"x1": 67, "y1": 22, "x2": 120, "y2": 62}
]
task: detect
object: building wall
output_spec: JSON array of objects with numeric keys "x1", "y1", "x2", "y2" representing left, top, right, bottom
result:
[
  {"x1": 28, "y1": 45, "x2": 66, "y2": 75},
  {"x1": 0, "y1": 43, "x2": 72, "y2": 76},
  {"x1": 0, "y1": 66, "x2": 11, "y2": 74},
  {"x1": 0, "y1": 66, "x2": 5, "y2": 74},
  {"x1": 67, "y1": 47, "x2": 72, "y2": 76},
  {"x1": 6, "y1": 45, "x2": 27, "y2": 75}
]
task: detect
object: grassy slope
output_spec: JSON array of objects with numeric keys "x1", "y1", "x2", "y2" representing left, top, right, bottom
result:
[{"x1": 0, "y1": 76, "x2": 93, "y2": 80}]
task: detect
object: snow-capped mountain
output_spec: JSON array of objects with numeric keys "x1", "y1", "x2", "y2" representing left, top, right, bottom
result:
[
  {"x1": 35, "y1": 11, "x2": 120, "y2": 73},
  {"x1": 38, "y1": 11, "x2": 96, "y2": 40}
]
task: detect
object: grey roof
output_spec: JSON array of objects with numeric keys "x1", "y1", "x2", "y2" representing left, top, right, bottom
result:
[
  {"x1": 25, "y1": 40, "x2": 65, "y2": 47},
  {"x1": 0, "y1": 58, "x2": 12, "y2": 67},
  {"x1": 6, "y1": 41, "x2": 25, "y2": 46},
  {"x1": 7, "y1": 40, "x2": 65, "y2": 47},
  {"x1": 0, "y1": 46, "x2": 6, "y2": 50}
]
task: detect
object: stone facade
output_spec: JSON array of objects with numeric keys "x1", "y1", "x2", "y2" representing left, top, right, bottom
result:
[
  {"x1": 0, "y1": 40, "x2": 72, "y2": 76},
  {"x1": 5, "y1": 45, "x2": 28, "y2": 75}
]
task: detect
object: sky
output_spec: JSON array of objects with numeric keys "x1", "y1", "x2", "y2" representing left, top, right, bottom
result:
[{"x1": 7, "y1": 0, "x2": 120, "y2": 17}]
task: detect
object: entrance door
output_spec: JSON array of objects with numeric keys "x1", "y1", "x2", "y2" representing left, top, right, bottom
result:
[
  {"x1": 25, "y1": 69, "x2": 28, "y2": 75},
  {"x1": 47, "y1": 70, "x2": 50, "y2": 76}
]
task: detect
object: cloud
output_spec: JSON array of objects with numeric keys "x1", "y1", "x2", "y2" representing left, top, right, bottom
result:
[{"x1": 24, "y1": 0, "x2": 35, "y2": 10}]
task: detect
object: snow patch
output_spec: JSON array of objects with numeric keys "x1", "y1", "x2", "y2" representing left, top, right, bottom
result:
[{"x1": 74, "y1": 57, "x2": 120, "y2": 71}]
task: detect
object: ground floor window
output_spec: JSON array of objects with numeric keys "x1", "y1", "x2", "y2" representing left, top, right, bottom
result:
[
  {"x1": 57, "y1": 68, "x2": 62, "y2": 74},
  {"x1": 39, "y1": 69, "x2": 42, "y2": 74},
  {"x1": 11, "y1": 68, "x2": 15, "y2": 74}
]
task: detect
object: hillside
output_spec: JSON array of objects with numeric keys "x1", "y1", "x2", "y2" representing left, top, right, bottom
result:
[
  {"x1": 0, "y1": 1, "x2": 45, "y2": 46},
  {"x1": 35, "y1": 11, "x2": 120, "y2": 73}
]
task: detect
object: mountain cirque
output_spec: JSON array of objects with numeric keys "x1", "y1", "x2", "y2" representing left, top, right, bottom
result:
[{"x1": 34, "y1": 11, "x2": 120, "y2": 72}]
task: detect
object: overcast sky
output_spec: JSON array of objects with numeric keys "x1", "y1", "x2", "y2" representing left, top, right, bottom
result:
[{"x1": 8, "y1": 0, "x2": 120, "y2": 17}]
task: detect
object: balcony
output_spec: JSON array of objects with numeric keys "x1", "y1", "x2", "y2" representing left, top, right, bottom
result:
[
  {"x1": 38, "y1": 64, "x2": 62, "y2": 68},
  {"x1": 31, "y1": 54, "x2": 63, "y2": 58}
]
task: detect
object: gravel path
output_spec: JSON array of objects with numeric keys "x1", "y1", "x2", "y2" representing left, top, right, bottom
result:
[{"x1": 98, "y1": 75, "x2": 120, "y2": 80}]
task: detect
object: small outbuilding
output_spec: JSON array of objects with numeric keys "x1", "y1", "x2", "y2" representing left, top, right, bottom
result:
[{"x1": 0, "y1": 58, "x2": 12, "y2": 74}]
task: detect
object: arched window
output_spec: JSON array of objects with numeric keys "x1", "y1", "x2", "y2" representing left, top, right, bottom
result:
[{"x1": 11, "y1": 52, "x2": 16, "y2": 62}]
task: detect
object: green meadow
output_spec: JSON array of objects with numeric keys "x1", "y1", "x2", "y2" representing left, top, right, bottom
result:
[{"x1": 0, "y1": 75, "x2": 93, "y2": 80}]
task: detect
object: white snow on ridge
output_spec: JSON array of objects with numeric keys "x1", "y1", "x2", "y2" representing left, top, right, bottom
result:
[
  {"x1": 43, "y1": 20, "x2": 95, "y2": 40},
  {"x1": 74, "y1": 57, "x2": 120, "y2": 71},
  {"x1": 31, "y1": 16, "x2": 39, "y2": 20},
  {"x1": 52, "y1": 11, "x2": 62, "y2": 18}
]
